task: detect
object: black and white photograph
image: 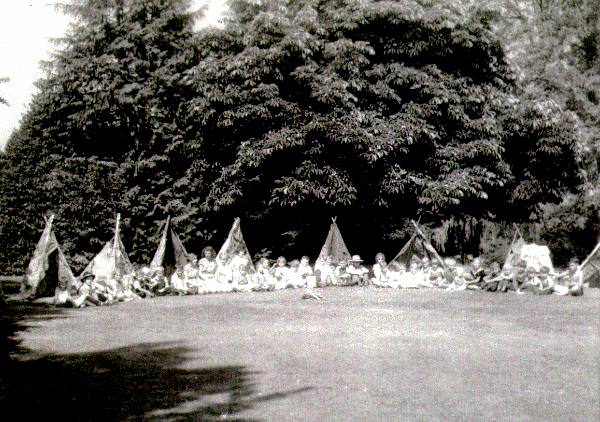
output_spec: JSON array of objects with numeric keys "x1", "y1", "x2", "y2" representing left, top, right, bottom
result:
[{"x1": 1, "y1": 0, "x2": 599, "y2": 420}]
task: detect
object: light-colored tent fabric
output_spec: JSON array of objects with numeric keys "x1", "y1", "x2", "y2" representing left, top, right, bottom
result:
[
  {"x1": 387, "y1": 220, "x2": 445, "y2": 270},
  {"x1": 19, "y1": 215, "x2": 79, "y2": 299},
  {"x1": 150, "y1": 216, "x2": 188, "y2": 277},
  {"x1": 216, "y1": 217, "x2": 255, "y2": 273},
  {"x1": 580, "y1": 241, "x2": 600, "y2": 287},
  {"x1": 517, "y1": 244, "x2": 554, "y2": 272},
  {"x1": 314, "y1": 217, "x2": 351, "y2": 274},
  {"x1": 82, "y1": 214, "x2": 133, "y2": 280},
  {"x1": 502, "y1": 227, "x2": 554, "y2": 272},
  {"x1": 502, "y1": 230, "x2": 526, "y2": 270}
]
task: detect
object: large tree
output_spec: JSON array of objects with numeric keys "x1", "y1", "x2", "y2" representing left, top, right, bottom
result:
[
  {"x1": 181, "y1": 0, "x2": 581, "y2": 256},
  {"x1": 0, "y1": 0, "x2": 583, "y2": 271},
  {"x1": 0, "y1": 0, "x2": 200, "y2": 271}
]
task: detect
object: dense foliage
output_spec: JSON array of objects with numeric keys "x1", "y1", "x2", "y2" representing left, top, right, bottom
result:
[{"x1": 0, "y1": 0, "x2": 586, "y2": 273}]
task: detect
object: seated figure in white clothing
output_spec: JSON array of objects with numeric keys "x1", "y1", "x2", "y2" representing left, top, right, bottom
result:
[
  {"x1": 553, "y1": 258, "x2": 584, "y2": 296},
  {"x1": 317, "y1": 256, "x2": 337, "y2": 287},
  {"x1": 371, "y1": 253, "x2": 399, "y2": 288},
  {"x1": 287, "y1": 259, "x2": 305, "y2": 288},
  {"x1": 272, "y1": 256, "x2": 292, "y2": 290},
  {"x1": 397, "y1": 260, "x2": 422, "y2": 288},
  {"x1": 198, "y1": 246, "x2": 218, "y2": 293},
  {"x1": 253, "y1": 258, "x2": 276, "y2": 291},
  {"x1": 231, "y1": 251, "x2": 253, "y2": 292},
  {"x1": 297, "y1": 256, "x2": 317, "y2": 288},
  {"x1": 170, "y1": 266, "x2": 188, "y2": 295},
  {"x1": 184, "y1": 254, "x2": 201, "y2": 294}
]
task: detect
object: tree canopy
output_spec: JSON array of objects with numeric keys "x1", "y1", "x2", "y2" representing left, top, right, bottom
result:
[{"x1": 0, "y1": 0, "x2": 585, "y2": 272}]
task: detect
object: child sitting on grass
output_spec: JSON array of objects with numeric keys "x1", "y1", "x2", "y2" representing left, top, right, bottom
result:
[
  {"x1": 553, "y1": 259, "x2": 584, "y2": 296},
  {"x1": 347, "y1": 255, "x2": 370, "y2": 286},
  {"x1": 170, "y1": 266, "x2": 188, "y2": 295},
  {"x1": 298, "y1": 256, "x2": 317, "y2": 288},
  {"x1": 273, "y1": 256, "x2": 292, "y2": 290},
  {"x1": 254, "y1": 258, "x2": 276, "y2": 291}
]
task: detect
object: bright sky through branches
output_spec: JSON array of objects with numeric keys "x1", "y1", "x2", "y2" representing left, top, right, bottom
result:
[{"x1": 0, "y1": 0, "x2": 227, "y2": 150}]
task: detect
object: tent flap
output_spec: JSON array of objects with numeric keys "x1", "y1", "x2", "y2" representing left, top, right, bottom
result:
[
  {"x1": 82, "y1": 215, "x2": 133, "y2": 280},
  {"x1": 21, "y1": 216, "x2": 78, "y2": 299},
  {"x1": 150, "y1": 217, "x2": 189, "y2": 277},
  {"x1": 216, "y1": 217, "x2": 255, "y2": 273},
  {"x1": 314, "y1": 218, "x2": 351, "y2": 273}
]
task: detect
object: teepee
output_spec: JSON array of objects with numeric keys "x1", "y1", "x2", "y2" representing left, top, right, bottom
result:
[
  {"x1": 82, "y1": 213, "x2": 133, "y2": 280},
  {"x1": 150, "y1": 216, "x2": 189, "y2": 277},
  {"x1": 19, "y1": 215, "x2": 79, "y2": 299},
  {"x1": 216, "y1": 217, "x2": 255, "y2": 273},
  {"x1": 580, "y1": 241, "x2": 600, "y2": 288},
  {"x1": 314, "y1": 217, "x2": 351, "y2": 273},
  {"x1": 387, "y1": 220, "x2": 445, "y2": 270},
  {"x1": 502, "y1": 227, "x2": 526, "y2": 270},
  {"x1": 502, "y1": 226, "x2": 553, "y2": 272}
]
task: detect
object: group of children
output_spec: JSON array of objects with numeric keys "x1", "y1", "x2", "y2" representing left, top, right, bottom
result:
[
  {"x1": 48, "y1": 248, "x2": 586, "y2": 307},
  {"x1": 370, "y1": 253, "x2": 585, "y2": 296}
]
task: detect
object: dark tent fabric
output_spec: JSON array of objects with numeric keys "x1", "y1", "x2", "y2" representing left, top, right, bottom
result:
[
  {"x1": 387, "y1": 220, "x2": 445, "y2": 270},
  {"x1": 150, "y1": 216, "x2": 189, "y2": 277},
  {"x1": 314, "y1": 218, "x2": 351, "y2": 274},
  {"x1": 17, "y1": 215, "x2": 79, "y2": 300}
]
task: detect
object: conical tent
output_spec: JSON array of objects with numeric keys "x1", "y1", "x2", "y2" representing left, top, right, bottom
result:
[
  {"x1": 216, "y1": 217, "x2": 255, "y2": 273},
  {"x1": 502, "y1": 228, "x2": 526, "y2": 270},
  {"x1": 150, "y1": 216, "x2": 189, "y2": 277},
  {"x1": 20, "y1": 215, "x2": 79, "y2": 299},
  {"x1": 82, "y1": 214, "x2": 133, "y2": 280},
  {"x1": 387, "y1": 220, "x2": 445, "y2": 270},
  {"x1": 314, "y1": 217, "x2": 351, "y2": 273},
  {"x1": 580, "y1": 241, "x2": 600, "y2": 288}
]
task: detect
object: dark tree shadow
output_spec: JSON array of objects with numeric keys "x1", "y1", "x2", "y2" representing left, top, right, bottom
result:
[{"x1": 0, "y1": 304, "x2": 313, "y2": 421}]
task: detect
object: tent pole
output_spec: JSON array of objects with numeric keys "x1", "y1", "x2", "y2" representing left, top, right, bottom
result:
[
  {"x1": 580, "y1": 241, "x2": 600, "y2": 270},
  {"x1": 410, "y1": 219, "x2": 446, "y2": 269}
]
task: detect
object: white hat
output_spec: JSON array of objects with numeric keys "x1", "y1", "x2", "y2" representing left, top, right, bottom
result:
[{"x1": 350, "y1": 255, "x2": 363, "y2": 263}]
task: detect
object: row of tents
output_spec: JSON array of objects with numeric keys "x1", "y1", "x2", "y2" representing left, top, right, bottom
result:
[{"x1": 15, "y1": 214, "x2": 600, "y2": 300}]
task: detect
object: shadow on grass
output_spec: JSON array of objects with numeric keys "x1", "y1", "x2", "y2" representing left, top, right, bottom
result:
[{"x1": 0, "y1": 304, "x2": 312, "y2": 421}]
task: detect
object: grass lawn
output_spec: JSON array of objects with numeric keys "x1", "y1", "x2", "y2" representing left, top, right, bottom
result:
[{"x1": 2, "y1": 287, "x2": 599, "y2": 421}]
